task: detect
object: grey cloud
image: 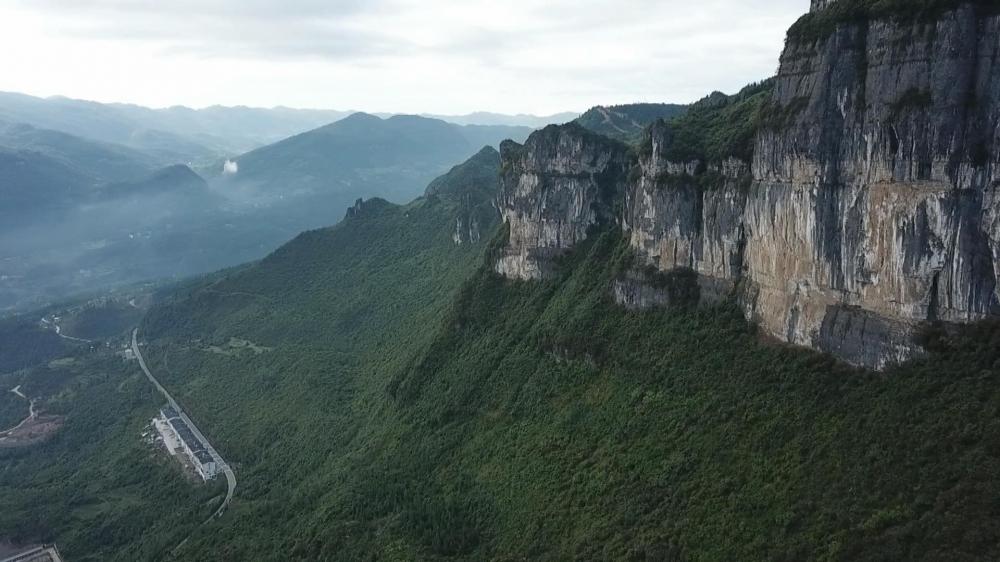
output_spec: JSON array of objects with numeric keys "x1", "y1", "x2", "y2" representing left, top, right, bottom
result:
[
  {"x1": 20, "y1": 0, "x2": 380, "y2": 20},
  {"x1": 5, "y1": 0, "x2": 812, "y2": 113},
  {"x1": 18, "y1": 0, "x2": 808, "y2": 63},
  {"x1": 17, "y1": 0, "x2": 405, "y2": 60}
]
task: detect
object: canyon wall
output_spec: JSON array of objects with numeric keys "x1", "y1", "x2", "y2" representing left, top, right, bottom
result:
[{"x1": 495, "y1": 2, "x2": 1000, "y2": 368}]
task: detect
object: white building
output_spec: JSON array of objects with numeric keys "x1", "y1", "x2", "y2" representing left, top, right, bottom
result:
[{"x1": 152, "y1": 407, "x2": 220, "y2": 482}]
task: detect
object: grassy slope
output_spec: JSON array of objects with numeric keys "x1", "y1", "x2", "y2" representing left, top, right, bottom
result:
[{"x1": 643, "y1": 80, "x2": 774, "y2": 165}]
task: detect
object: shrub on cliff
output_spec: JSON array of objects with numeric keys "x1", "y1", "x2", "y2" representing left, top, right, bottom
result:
[{"x1": 788, "y1": 0, "x2": 1000, "y2": 43}]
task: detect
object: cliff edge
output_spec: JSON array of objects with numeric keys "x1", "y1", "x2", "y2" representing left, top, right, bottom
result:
[{"x1": 495, "y1": 1, "x2": 1000, "y2": 369}]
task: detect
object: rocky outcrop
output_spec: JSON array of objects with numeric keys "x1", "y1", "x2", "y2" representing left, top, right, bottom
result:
[
  {"x1": 624, "y1": 121, "x2": 750, "y2": 300},
  {"x1": 494, "y1": 2, "x2": 1000, "y2": 369},
  {"x1": 810, "y1": 0, "x2": 838, "y2": 12},
  {"x1": 495, "y1": 124, "x2": 630, "y2": 279}
]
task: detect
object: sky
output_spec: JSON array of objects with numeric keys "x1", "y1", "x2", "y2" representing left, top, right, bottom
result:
[{"x1": 0, "y1": 0, "x2": 807, "y2": 115}]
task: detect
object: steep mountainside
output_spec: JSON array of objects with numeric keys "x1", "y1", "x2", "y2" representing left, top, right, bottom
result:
[
  {"x1": 9, "y1": 3, "x2": 1000, "y2": 561},
  {"x1": 496, "y1": 0, "x2": 1000, "y2": 368},
  {"x1": 575, "y1": 103, "x2": 689, "y2": 142},
  {"x1": 30, "y1": 126, "x2": 1000, "y2": 561}
]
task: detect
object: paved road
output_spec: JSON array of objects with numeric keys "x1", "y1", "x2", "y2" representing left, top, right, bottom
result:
[{"x1": 131, "y1": 329, "x2": 236, "y2": 520}]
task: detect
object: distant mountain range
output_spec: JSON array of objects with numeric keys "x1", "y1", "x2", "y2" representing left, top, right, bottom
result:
[
  {"x1": 0, "y1": 91, "x2": 351, "y2": 166},
  {"x1": 0, "y1": 92, "x2": 576, "y2": 164},
  {"x1": 217, "y1": 113, "x2": 528, "y2": 211},
  {"x1": 0, "y1": 107, "x2": 530, "y2": 311},
  {"x1": 418, "y1": 111, "x2": 580, "y2": 128},
  {"x1": 0, "y1": 90, "x2": 670, "y2": 311}
]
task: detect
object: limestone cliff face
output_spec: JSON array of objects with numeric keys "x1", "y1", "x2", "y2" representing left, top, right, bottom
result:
[
  {"x1": 496, "y1": 124, "x2": 630, "y2": 279},
  {"x1": 624, "y1": 121, "x2": 750, "y2": 302},
  {"x1": 744, "y1": 4, "x2": 1000, "y2": 366},
  {"x1": 494, "y1": 2, "x2": 1000, "y2": 368}
]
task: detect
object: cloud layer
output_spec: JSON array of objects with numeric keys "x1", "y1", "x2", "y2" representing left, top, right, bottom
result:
[{"x1": 0, "y1": 0, "x2": 807, "y2": 114}]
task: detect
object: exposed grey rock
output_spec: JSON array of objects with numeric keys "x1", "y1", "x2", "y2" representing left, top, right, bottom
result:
[
  {"x1": 742, "y1": 6, "x2": 1000, "y2": 365},
  {"x1": 495, "y1": 124, "x2": 630, "y2": 279},
  {"x1": 494, "y1": 4, "x2": 1000, "y2": 369},
  {"x1": 814, "y1": 305, "x2": 919, "y2": 369},
  {"x1": 453, "y1": 214, "x2": 481, "y2": 245},
  {"x1": 612, "y1": 268, "x2": 701, "y2": 310},
  {"x1": 624, "y1": 122, "x2": 748, "y2": 289},
  {"x1": 810, "y1": 0, "x2": 838, "y2": 12},
  {"x1": 612, "y1": 275, "x2": 673, "y2": 310}
]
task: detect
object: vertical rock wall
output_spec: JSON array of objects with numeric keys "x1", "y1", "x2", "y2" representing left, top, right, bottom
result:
[
  {"x1": 495, "y1": 125, "x2": 630, "y2": 280},
  {"x1": 742, "y1": 5, "x2": 1000, "y2": 366},
  {"x1": 494, "y1": 3, "x2": 1000, "y2": 368}
]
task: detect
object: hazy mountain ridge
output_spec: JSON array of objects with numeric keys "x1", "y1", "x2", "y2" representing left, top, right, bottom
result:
[
  {"x1": 418, "y1": 110, "x2": 579, "y2": 128},
  {"x1": 0, "y1": 111, "x2": 528, "y2": 311},
  {"x1": 0, "y1": 91, "x2": 349, "y2": 166},
  {"x1": 574, "y1": 102, "x2": 689, "y2": 141},
  {"x1": 0, "y1": 121, "x2": 159, "y2": 183},
  {"x1": 0, "y1": 91, "x2": 570, "y2": 165},
  {"x1": 216, "y1": 112, "x2": 529, "y2": 221}
]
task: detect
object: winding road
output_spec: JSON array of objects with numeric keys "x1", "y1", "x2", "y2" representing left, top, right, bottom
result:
[
  {"x1": 39, "y1": 317, "x2": 91, "y2": 343},
  {"x1": 0, "y1": 386, "x2": 36, "y2": 438},
  {"x1": 131, "y1": 329, "x2": 236, "y2": 521}
]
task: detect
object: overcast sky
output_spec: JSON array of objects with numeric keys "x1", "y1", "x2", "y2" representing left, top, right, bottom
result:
[{"x1": 0, "y1": 0, "x2": 807, "y2": 115}]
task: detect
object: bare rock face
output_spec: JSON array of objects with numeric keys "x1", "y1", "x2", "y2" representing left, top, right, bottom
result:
[
  {"x1": 453, "y1": 213, "x2": 481, "y2": 245},
  {"x1": 743, "y1": 5, "x2": 1000, "y2": 367},
  {"x1": 612, "y1": 268, "x2": 701, "y2": 310},
  {"x1": 494, "y1": 4, "x2": 1000, "y2": 369},
  {"x1": 495, "y1": 124, "x2": 630, "y2": 279},
  {"x1": 625, "y1": 121, "x2": 749, "y2": 295},
  {"x1": 810, "y1": 0, "x2": 838, "y2": 12}
]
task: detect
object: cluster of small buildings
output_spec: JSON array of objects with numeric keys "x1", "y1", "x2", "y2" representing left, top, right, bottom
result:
[{"x1": 152, "y1": 406, "x2": 220, "y2": 481}]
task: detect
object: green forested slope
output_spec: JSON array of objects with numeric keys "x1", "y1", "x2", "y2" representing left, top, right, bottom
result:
[
  {"x1": 575, "y1": 103, "x2": 688, "y2": 142},
  {"x1": 6, "y1": 139, "x2": 1000, "y2": 560},
  {"x1": 0, "y1": 317, "x2": 73, "y2": 374},
  {"x1": 132, "y1": 150, "x2": 503, "y2": 559},
  {"x1": 0, "y1": 352, "x2": 221, "y2": 561},
  {"x1": 131, "y1": 167, "x2": 1000, "y2": 559}
]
